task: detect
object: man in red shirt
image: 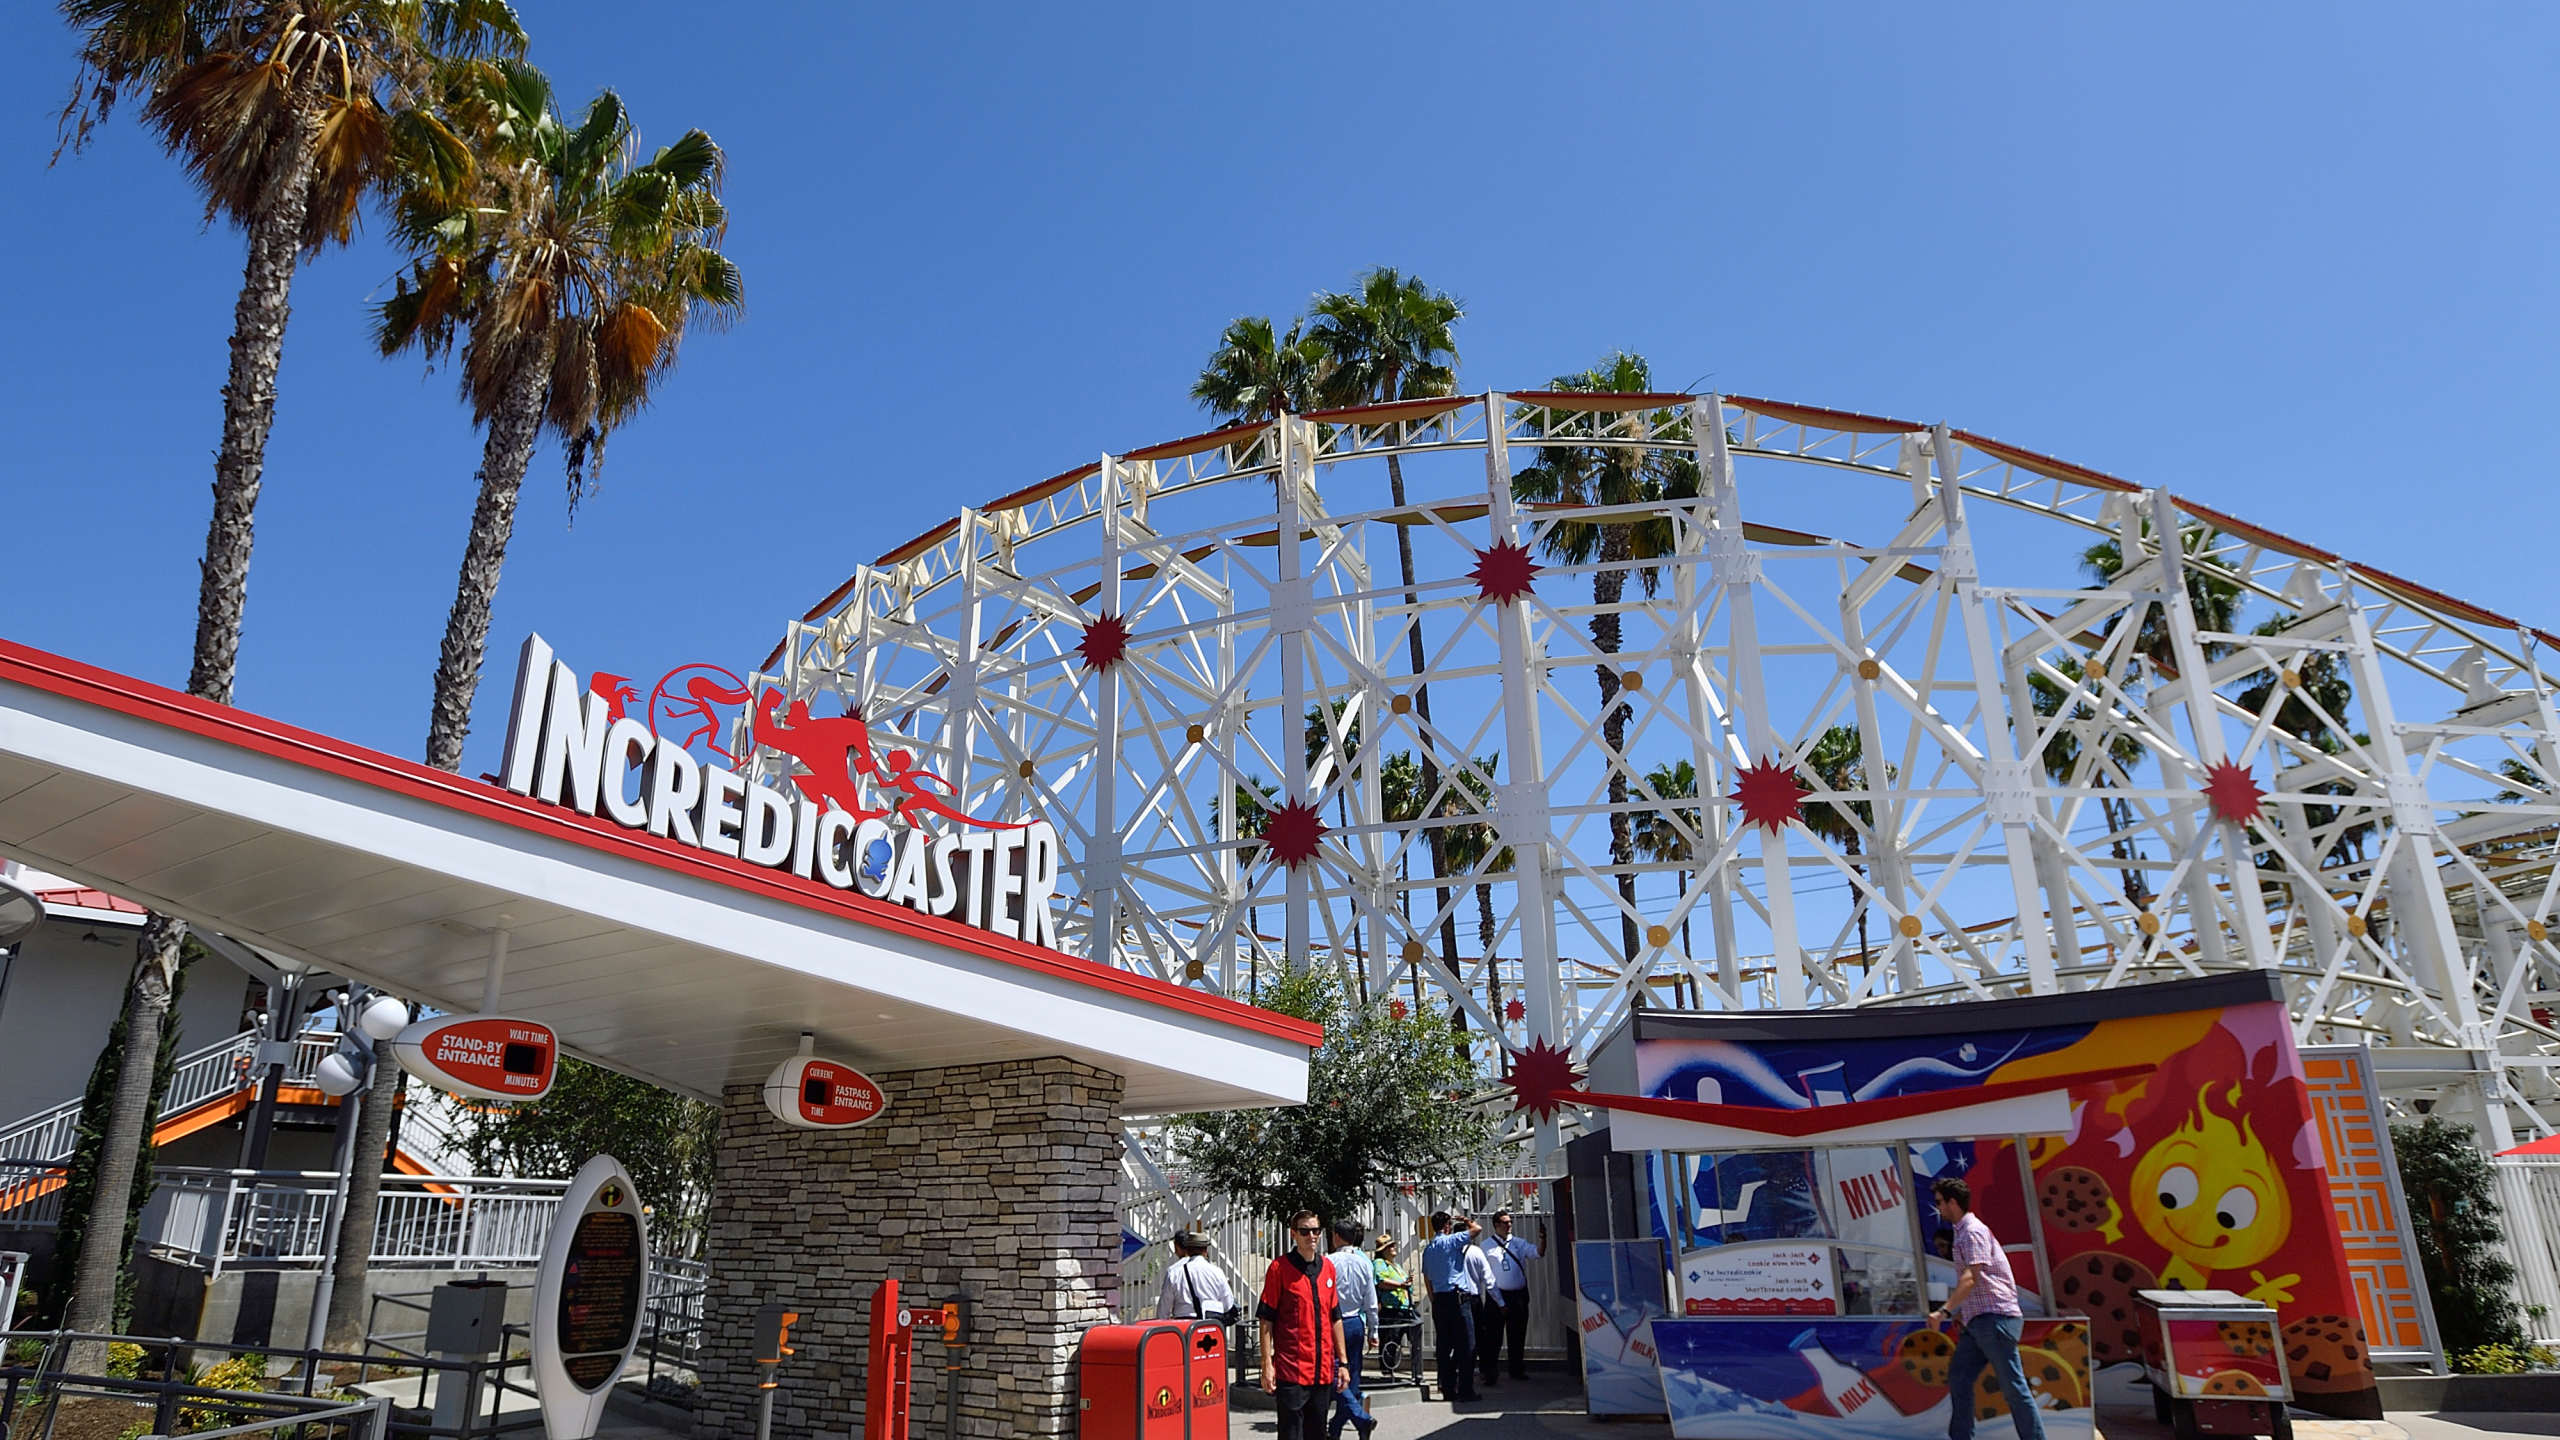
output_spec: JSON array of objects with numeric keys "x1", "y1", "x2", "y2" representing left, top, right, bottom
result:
[{"x1": 1258, "y1": 1208, "x2": 1350, "y2": 1440}]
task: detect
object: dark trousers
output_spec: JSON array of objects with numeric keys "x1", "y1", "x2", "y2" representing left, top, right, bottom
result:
[
  {"x1": 1430, "y1": 1291, "x2": 1477, "y2": 1398},
  {"x1": 1472, "y1": 1295, "x2": 1504, "y2": 1381},
  {"x1": 1947, "y1": 1314, "x2": 2048, "y2": 1440},
  {"x1": 1328, "y1": 1314, "x2": 1373, "y2": 1437},
  {"x1": 1273, "y1": 1381, "x2": 1331, "y2": 1440},
  {"x1": 1486, "y1": 1286, "x2": 1529, "y2": 1376}
]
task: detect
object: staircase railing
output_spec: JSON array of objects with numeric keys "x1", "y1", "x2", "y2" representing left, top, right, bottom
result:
[
  {"x1": 147, "y1": 1168, "x2": 570, "y2": 1275},
  {"x1": 0, "y1": 1027, "x2": 340, "y2": 1164}
]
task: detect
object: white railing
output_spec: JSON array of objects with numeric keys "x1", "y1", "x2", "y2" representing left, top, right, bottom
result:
[
  {"x1": 0, "y1": 1027, "x2": 341, "y2": 1164},
  {"x1": 2493, "y1": 1155, "x2": 2560, "y2": 1343},
  {"x1": 147, "y1": 1168, "x2": 569, "y2": 1275},
  {"x1": 0, "y1": 1159, "x2": 67, "y2": 1229}
]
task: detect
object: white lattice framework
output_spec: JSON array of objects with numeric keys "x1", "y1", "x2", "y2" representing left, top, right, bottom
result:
[{"x1": 735, "y1": 392, "x2": 2560, "y2": 1164}]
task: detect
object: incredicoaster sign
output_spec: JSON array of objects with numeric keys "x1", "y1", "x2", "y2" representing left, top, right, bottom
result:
[{"x1": 497, "y1": 634, "x2": 1066, "y2": 949}]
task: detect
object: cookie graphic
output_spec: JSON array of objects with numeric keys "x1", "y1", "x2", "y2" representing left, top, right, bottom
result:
[
  {"x1": 2282, "y1": 1313, "x2": 2369, "y2": 1393},
  {"x1": 1899, "y1": 1328, "x2": 1956, "y2": 1388},
  {"x1": 2219, "y1": 1320, "x2": 2275, "y2": 1358},
  {"x1": 2022, "y1": 1345, "x2": 2085, "y2": 1409},
  {"x1": 2045, "y1": 1320, "x2": 2090, "y2": 1372},
  {"x1": 2202, "y1": 1369, "x2": 2265, "y2": 1397},
  {"x1": 1972, "y1": 1346, "x2": 2084, "y2": 1418},
  {"x1": 2051, "y1": 1250, "x2": 2159, "y2": 1364},
  {"x1": 2038, "y1": 1166, "x2": 2116, "y2": 1234}
]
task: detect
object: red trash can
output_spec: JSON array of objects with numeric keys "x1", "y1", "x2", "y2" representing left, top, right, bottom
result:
[
  {"x1": 1184, "y1": 1321, "x2": 1228, "y2": 1436},
  {"x1": 1079, "y1": 1321, "x2": 1193, "y2": 1440}
]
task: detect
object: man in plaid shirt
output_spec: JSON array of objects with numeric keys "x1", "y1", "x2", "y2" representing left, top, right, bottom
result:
[{"x1": 1927, "y1": 1177, "x2": 2046, "y2": 1440}]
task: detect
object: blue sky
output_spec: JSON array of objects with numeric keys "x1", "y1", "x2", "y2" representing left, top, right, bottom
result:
[{"x1": 2, "y1": 3, "x2": 2552, "y2": 781}]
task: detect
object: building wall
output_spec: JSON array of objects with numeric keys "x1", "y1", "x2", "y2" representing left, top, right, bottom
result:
[
  {"x1": 696, "y1": 1056, "x2": 1125, "y2": 1440},
  {"x1": 0, "y1": 915, "x2": 253, "y2": 1133}
]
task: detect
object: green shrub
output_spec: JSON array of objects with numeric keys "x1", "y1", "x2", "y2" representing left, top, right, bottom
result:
[
  {"x1": 2452, "y1": 1342, "x2": 2553, "y2": 1374},
  {"x1": 105, "y1": 1341, "x2": 146, "y2": 1379},
  {"x1": 182, "y1": 1352, "x2": 268, "y2": 1431},
  {"x1": 2392, "y1": 1116, "x2": 2529, "y2": 1353}
]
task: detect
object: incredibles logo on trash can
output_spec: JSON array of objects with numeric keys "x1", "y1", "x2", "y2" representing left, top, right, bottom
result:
[{"x1": 1148, "y1": 1386, "x2": 1179, "y2": 1419}]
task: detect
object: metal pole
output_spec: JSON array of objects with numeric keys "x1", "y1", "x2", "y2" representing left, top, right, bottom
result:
[
  {"x1": 757, "y1": 1386, "x2": 774, "y2": 1440},
  {"x1": 304, "y1": 990, "x2": 371, "y2": 1358}
]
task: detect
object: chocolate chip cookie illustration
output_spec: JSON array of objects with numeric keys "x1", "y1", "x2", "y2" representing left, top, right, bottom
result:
[
  {"x1": 2282, "y1": 1314, "x2": 2369, "y2": 1392},
  {"x1": 1899, "y1": 1328, "x2": 1956, "y2": 1388},
  {"x1": 2051, "y1": 1250, "x2": 2158, "y2": 1363}
]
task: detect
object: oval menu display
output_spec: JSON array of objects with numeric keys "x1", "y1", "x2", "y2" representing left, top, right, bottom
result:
[
  {"x1": 556, "y1": 1200, "x2": 643, "y2": 1387},
  {"x1": 533, "y1": 1156, "x2": 651, "y2": 1440},
  {"x1": 392, "y1": 1014, "x2": 557, "y2": 1101}
]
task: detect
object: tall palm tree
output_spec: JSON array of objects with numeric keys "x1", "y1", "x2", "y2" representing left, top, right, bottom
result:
[
  {"x1": 1305, "y1": 270, "x2": 1465, "y2": 991},
  {"x1": 1191, "y1": 315, "x2": 1322, "y2": 429},
  {"x1": 1632, "y1": 760, "x2": 1699, "y2": 1004},
  {"x1": 1435, "y1": 755, "x2": 1509, "y2": 1021},
  {"x1": 379, "y1": 61, "x2": 742, "y2": 773},
  {"x1": 52, "y1": 0, "x2": 522, "y2": 1352},
  {"x1": 1797, "y1": 727, "x2": 1878, "y2": 969},
  {"x1": 1510, "y1": 353, "x2": 1700, "y2": 967},
  {"x1": 2029, "y1": 657, "x2": 2153, "y2": 906}
]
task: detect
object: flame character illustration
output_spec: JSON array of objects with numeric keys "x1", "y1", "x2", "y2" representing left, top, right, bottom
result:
[{"x1": 2129, "y1": 1083, "x2": 2299, "y2": 1303}]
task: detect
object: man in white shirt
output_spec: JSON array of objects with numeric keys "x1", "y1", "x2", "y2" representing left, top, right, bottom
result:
[
  {"x1": 1460, "y1": 1216, "x2": 1505, "y2": 1389},
  {"x1": 1326, "y1": 1222, "x2": 1378, "y2": 1439},
  {"x1": 1156, "y1": 1230, "x2": 1237, "y2": 1324},
  {"x1": 1477, "y1": 1210, "x2": 1542, "y2": 1381}
]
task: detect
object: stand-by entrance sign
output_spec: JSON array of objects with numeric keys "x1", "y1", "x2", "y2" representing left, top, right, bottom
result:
[
  {"x1": 391, "y1": 1013, "x2": 558, "y2": 1102},
  {"x1": 534, "y1": 1155, "x2": 649, "y2": 1440}
]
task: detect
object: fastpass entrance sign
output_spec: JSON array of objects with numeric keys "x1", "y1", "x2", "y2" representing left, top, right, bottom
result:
[
  {"x1": 763, "y1": 1037, "x2": 890, "y2": 1129},
  {"x1": 497, "y1": 634, "x2": 1067, "y2": 949}
]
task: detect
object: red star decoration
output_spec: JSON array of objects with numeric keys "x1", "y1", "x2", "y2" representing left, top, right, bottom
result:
[
  {"x1": 1261, "y1": 797, "x2": 1327, "y2": 869},
  {"x1": 1077, "y1": 612, "x2": 1131, "y2": 672},
  {"x1": 1731, "y1": 755, "x2": 1806, "y2": 832},
  {"x1": 1505, "y1": 1037, "x2": 1585, "y2": 1121},
  {"x1": 1388, "y1": 999, "x2": 1408, "y2": 1020},
  {"x1": 2202, "y1": 758, "x2": 2265, "y2": 825},
  {"x1": 1469, "y1": 539, "x2": 1540, "y2": 605},
  {"x1": 1504, "y1": 997, "x2": 1526, "y2": 1023}
]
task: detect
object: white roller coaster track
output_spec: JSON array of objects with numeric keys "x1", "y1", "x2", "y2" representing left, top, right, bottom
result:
[{"x1": 732, "y1": 392, "x2": 2560, "y2": 1180}]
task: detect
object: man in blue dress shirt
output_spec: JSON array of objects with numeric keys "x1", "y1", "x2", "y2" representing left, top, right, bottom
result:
[{"x1": 1417, "y1": 1210, "x2": 1480, "y2": 1402}]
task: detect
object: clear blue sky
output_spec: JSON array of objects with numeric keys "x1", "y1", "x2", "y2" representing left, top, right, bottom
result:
[{"x1": 2, "y1": 3, "x2": 2552, "y2": 781}]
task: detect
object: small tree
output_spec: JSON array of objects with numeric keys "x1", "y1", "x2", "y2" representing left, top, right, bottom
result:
[
  {"x1": 2392, "y1": 1116, "x2": 2527, "y2": 1353},
  {"x1": 456, "y1": 1057, "x2": 719, "y2": 1256},
  {"x1": 1168, "y1": 971, "x2": 1500, "y2": 1229}
]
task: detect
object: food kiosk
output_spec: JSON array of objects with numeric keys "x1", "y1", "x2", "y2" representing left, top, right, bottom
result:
[{"x1": 1544, "y1": 973, "x2": 2385, "y2": 1436}]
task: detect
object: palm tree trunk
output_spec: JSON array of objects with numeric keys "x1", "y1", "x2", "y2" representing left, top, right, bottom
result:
[
  {"x1": 325, "y1": 1040, "x2": 402, "y2": 1346},
  {"x1": 64, "y1": 917, "x2": 182, "y2": 1354},
  {"x1": 1386, "y1": 451, "x2": 1465, "y2": 1029},
  {"x1": 1593, "y1": 535, "x2": 1638, "y2": 965},
  {"x1": 72, "y1": 76, "x2": 328, "y2": 1362},
  {"x1": 424, "y1": 343, "x2": 552, "y2": 772}
]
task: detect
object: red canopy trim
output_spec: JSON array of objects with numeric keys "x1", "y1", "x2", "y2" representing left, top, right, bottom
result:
[
  {"x1": 2498, "y1": 1133, "x2": 2560, "y2": 1157},
  {"x1": 1305, "y1": 396, "x2": 1474, "y2": 427},
  {"x1": 2351, "y1": 562, "x2": 2518, "y2": 631},
  {"x1": 2169, "y1": 496, "x2": 2341, "y2": 565},
  {"x1": 1723, "y1": 395, "x2": 1922, "y2": 435},
  {"x1": 1566, "y1": 1062, "x2": 2156, "y2": 1138},
  {"x1": 983, "y1": 461, "x2": 1103, "y2": 515},
  {"x1": 1507, "y1": 390, "x2": 1696, "y2": 414},
  {"x1": 1126, "y1": 420, "x2": 1270, "y2": 464},
  {"x1": 1953, "y1": 430, "x2": 2143, "y2": 494}
]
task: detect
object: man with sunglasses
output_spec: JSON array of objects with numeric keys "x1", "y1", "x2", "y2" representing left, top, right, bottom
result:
[{"x1": 1258, "y1": 1209, "x2": 1350, "y2": 1440}]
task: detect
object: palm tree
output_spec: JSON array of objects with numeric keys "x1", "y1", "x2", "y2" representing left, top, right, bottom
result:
[
  {"x1": 1510, "y1": 353, "x2": 1700, "y2": 967},
  {"x1": 1632, "y1": 760, "x2": 1700, "y2": 1003},
  {"x1": 1307, "y1": 274, "x2": 1462, "y2": 985},
  {"x1": 52, "y1": 0, "x2": 523, "y2": 1352},
  {"x1": 2029, "y1": 657, "x2": 2151, "y2": 906},
  {"x1": 1191, "y1": 315, "x2": 1322, "y2": 429},
  {"x1": 1797, "y1": 727, "x2": 1878, "y2": 969},
  {"x1": 379, "y1": 61, "x2": 742, "y2": 773},
  {"x1": 1436, "y1": 755, "x2": 1509, "y2": 1022}
]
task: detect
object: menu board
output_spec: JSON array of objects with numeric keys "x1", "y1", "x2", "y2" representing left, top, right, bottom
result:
[
  {"x1": 1679, "y1": 1243, "x2": 1838, "y2": 1316},
  {"x1": 555, "y1": 1208, "x2": 642, "y2": 1389}
]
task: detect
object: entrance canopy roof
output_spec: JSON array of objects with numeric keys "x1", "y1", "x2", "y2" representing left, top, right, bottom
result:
[{"x1": 0, "y1": 639, "x2": 1315, "y2": 1113}]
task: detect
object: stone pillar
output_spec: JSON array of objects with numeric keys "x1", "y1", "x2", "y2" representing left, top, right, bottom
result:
[{"x1": 696, "y1": 1057, "x2": 1126, "y2": 1439}]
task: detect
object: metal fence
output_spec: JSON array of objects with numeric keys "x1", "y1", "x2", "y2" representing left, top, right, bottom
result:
[
  {"x1": 0, "y1": 1159, "x2": 66, "y2": 1230},
  {"x1": 2493, "y1": 1155, "x2": 2560, "y2": 1343},
  {"x1": 148, "y1": 1169, "x2": 569, "y2": 1275},
  {"x1": 0, "y1": 1028, "x2": 344, "y2": 1166}
]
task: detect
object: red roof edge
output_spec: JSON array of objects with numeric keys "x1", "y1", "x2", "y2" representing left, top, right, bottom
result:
[{"x1": 0, "y1": 635, "x2": 1322, "y2": 1052}]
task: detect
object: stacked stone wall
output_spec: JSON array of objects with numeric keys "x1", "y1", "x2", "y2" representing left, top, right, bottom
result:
[{"x1": 696, "y1": 1056, "x2": 1125, "y2": 1439}]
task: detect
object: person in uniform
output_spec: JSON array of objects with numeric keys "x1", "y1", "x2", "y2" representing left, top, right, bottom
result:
[
  {"x1": 1417, "y1": 1211, "x2": 1479, "y2": 1402},
  {"x1": 1478, "y1": 1210, "x2": 1541, "y2": 1381},
  {"x1": 1156, "y1": 1230, "x2": 1236, "y2": 1323},
  {"x1": 1258, "y1": 1209, "x2": 1349, "y2": 1440}
]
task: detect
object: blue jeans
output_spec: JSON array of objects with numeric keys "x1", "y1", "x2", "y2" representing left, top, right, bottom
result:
[
  {"x1": 1329, "y1": 1314, "x2": 1374, "y2": 1436},
  {"x1": 1947, "y1": 1314, "x2": 2047, "y2": 1440}
]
